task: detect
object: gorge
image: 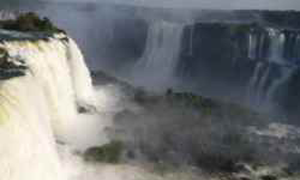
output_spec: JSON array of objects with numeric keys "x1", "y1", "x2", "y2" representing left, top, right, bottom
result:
[
  {"x1": 38, "y1": 3, "x2": 300, "y2": 120},
  {"x1": 1, "y1": 4, "x2": 300, "y2": 180}
]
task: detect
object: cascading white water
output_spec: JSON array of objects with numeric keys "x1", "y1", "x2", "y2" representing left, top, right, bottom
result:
[
  {"x1": 247, "y1": 62, "x2": 277, "y2": 107},
  {"x1": 258, "y1": 34, "x2": 265, "y2": 59},
  {"x1": 266, "y1": 66, "x2": 295, "y2": 103},
  {"x1": 247, "y1": 62, "x2": 264, "y2": 104},
  {"x1": 133, "y1": 20, "x2": 185, "y2": 90},
  {"x1": 0, "y1": 75, "x2": 66, "y2": 180},
  {"x1": 66, "y1": 38, "x2": 95, "y2": 106},
  {"x1": 256, "y1": 65, "x2": 271, "y2": 101},
  {"x1": 247, "y1": 61, "x2": 295, "y2": 110},
  {"x1": 267, "y1": 28, "x2": 286, "y2": 64},
  {"x1": 295, "y1": 34, "x2": 300, "y2": 60},
  {"x1": 248, "y1": 29, "x2": 287, "y2": 64},
  {"x1": 0, "y1": 30, "x2": 100, "y2": 180},
  {"x1": 248, "y1": 32, "x2": 257, "y2": 60}
]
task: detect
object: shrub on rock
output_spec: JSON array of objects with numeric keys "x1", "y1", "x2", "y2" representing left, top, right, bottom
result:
[
  {"x1": 84, "y1": 140, "x2": 124, "y2": 163},
  {"x1": 0, "y1": 12, "x2": 63, "y2": 33}
]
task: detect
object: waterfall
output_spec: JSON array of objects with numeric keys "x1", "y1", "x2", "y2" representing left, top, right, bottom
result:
[
  {"x1": 266, "y1": 67, "x2": 295, "y2": 103},
  {"x1": 247, "y1": 60, "x2": 296, "y2": 109},
  {"x1": 0, "y1": 75, "x2": 65, "y2": 180},
  {"x1": 4, "y1": 35, "x2": 77, "y2": 141},
  {"x1": 0, "y1": 31, "x2": 97, "y2": 180},
  {"x1": 247, "y1": 62, "x2": 264, "y2": 104},
  {"x1": 248, "y1": 32, "x2": 257, "y2": 60},
  {"x1": 247, "y1": 29, "x2": 287, "y2": 64},
  {"x1": 256, "y1": 65, "x2": 271, "y2": 102},
  {"x1": 247, "y1": 62, "x2": 277, "y2": 106},
  {"x1": 67, "y1": 38, "x2": 95, "y2": 106},
  {"x1": 257, "y1": 34, "x2": 265, "y2": 59},
  {"x1": 268, "y1": 28, "x2": 286, "y2": 64},
  {"x1": 133, "y1": 20, "x2": 185, "y2": 90},
  {"x1": 294, "y1": 34, "x2": 300, "y2": 62}
]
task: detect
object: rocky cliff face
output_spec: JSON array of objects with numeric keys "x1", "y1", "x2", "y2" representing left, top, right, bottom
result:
[{"x1": 179, "y1": 22, "x2": 300, "y2": 118}]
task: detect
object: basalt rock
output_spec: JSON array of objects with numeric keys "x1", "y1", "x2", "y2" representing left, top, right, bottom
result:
[{"x1": 0, "y1": 47, "x2": 27, "y2": 80}]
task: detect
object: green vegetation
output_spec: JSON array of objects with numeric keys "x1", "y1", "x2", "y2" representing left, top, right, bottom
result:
[
  {"x1": 165, "y1": 88, "x2": 217, "y2": 116},
  {"x1": 228, "y1": 23, "x2": 268, "y2": 38},
  {"x1": 151, "y1": 162, "x2": 177, "y2": 176},
  {"x1": 0, "y1": 12, "x2": 64, "y2": 33},
  {"x1": 0, "y1": 47, "x2": 9, "y2": 65},
  {"x1": 229, "y1": 24, "x2": 253, "y2": 35},
  {"x1": 165, "y1": 89, "x2": 265, "y2": 125},
  {"x1": 84, "y1": 140, "x2": 124, "y2": 163}
]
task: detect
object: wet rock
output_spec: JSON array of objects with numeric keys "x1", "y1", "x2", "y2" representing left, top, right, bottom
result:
[
  {"x1": 0, "y1": 48, "x2": 27, "y2": 80},
  {"x1": 239, "y1": 177, "x2": 252, "y2": 180},
  {"x1": 260, "y1": 175, "x2": 277, "y2": 180},
  {"x1": 77, "y1": 103, "x2": 96, "y2": 114},
  {"x1": 0, "y1": 47, "x2": 8, "y2": 65}
]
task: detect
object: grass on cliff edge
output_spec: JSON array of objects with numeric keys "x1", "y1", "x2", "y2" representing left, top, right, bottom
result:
[{"x1": 0, "y1": 12, "x2": 64, "y2": 34}]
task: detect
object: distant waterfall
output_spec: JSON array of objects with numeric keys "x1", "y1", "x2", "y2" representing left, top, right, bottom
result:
[
  {"x1": 248, "y1": 32, "x2": 265, "y2": 60},
  {"x1": 295, "y1": 34, "x2": 300, "y2": 61},
  {"x1": 247, "y1": 62, "x2": 278, "y2": 107},
  {"x1": 247, "y1": 61, "x2": 295, "y2": 107},
  {"x1": 248, "y1": 33, "x2": 256, "y2": 60},
  {"x1": 267, "y1": 28, "x2": 286, "y2": 64},
  {"x1": 266, "y1": 67, "x2": 295, "y2": 103},
  {"x1": 133, "y1": 20, "x2": 185, "y2": 90},
  {"x1": 247, "y1": 62, "x2": 265, "y2": 104},
  {"x1": 246, "y1": 28, "x2": 300, "y2": 67}
]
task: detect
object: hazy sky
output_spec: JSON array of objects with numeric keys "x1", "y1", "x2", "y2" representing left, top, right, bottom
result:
[
  {"x1": 46, "y1": 0, "x2": 300, "y2": 10},
  {"x1": 3, "y1": 0, "x2": 300, "y2": 10}
]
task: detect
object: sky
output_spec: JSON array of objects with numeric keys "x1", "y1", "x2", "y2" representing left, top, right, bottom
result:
[
  {"x1": 2, "y1": 0, "x2": 300, "y2": 10},
  {"x1": 45, "y1": 0, "x2": 300, "y2": 10}
]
